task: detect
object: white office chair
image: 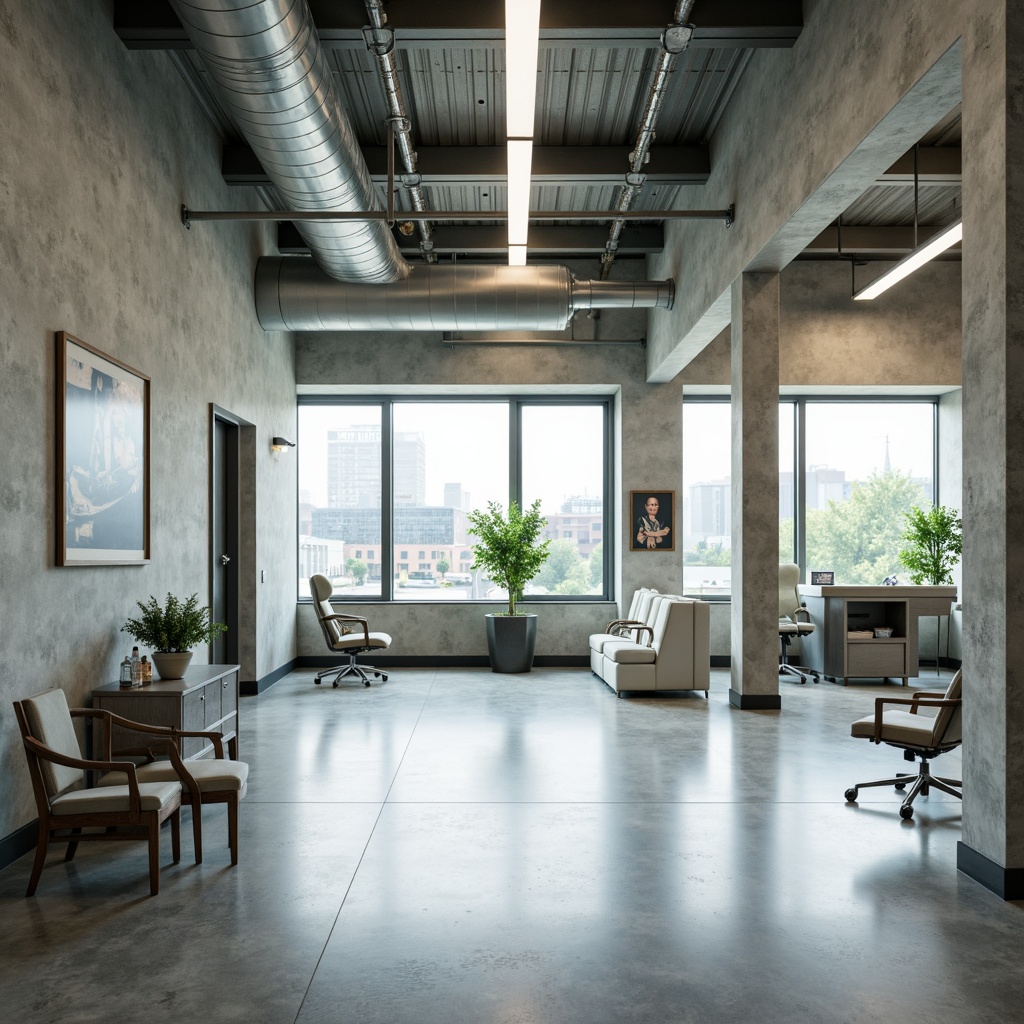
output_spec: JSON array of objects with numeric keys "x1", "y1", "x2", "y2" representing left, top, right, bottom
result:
[
  {"x1": 779, "y1": 563, "x2": 817, "y2": 683},
  {"x1": 845, "y1": 669, "x2": 962, "y2": 820},
  {"x1": 310, "y1": 574, "x2": 392, "y2": 687}
]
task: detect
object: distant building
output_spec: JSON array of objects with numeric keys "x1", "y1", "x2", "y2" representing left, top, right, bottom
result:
[
  {"x1": 312, "y1": 506, "x2": 471, "y2": 545},
  {"x1": 560, "y1": 495, "x2": 602, "y2": 515},
  {"x1": 541, "y1": 512, "x2": 602, "y2": 558},
  {"x1": 443, "y1": 482, "x2": 471, "y2": 511},
  {"x1": 326, "y1": 424, "x2": 426, "y2": 508}
]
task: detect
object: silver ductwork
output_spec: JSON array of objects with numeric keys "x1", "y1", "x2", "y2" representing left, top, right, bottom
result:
[
  {"x1": 169, "y1": 0, "x2": 408, "y2": 283},
  {"x1": 255, "y1": 258, "x2": 674, "y2": 332}
]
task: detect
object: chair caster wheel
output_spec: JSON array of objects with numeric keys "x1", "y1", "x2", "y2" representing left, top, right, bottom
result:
[
  {"x1": 363, "y1": 681, "x2": 371, "y2": 687},
  {"x1": 381, "y1": 674, "x2": 388, "y2": 682},
  {"x1": 894, "y1": 783, "x2": 906, "y2": 791},
  {"x1": 845, "y1": 788, "x2": 858, "y2": 802},
  {"x1": 332, "y1": 681, "x2": 339, "y2": 689},
  {"x1": 315, "y1": 679, "x2": 322, "y2": 685},
  {"x1": 899, "y1": 805, "x2": 914, "y2": 820}
]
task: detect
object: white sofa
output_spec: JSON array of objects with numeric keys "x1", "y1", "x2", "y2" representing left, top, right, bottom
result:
[{"x1": 591, "y1": 597, "x2": 711, "y2": 698}]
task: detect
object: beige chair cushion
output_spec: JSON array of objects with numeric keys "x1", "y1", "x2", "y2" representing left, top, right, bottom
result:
[
  {"x1": 21, "y1": 689, "x2": 84, "y2": 796},
  {"x1": 331, "y1": 631, "x2": 392, "y2": 652},
  {"x1": 100, "y1": 759, "x2": 249, "y2": 794},
  {"x1": 851, "y1": 709, "x2": 937, "y2": 746},
  {"x1": 51, "y1": 780, "x2": 181, "y2": 815},
  {"x1": 603, "y1": 642, "x2": 657, "y2": 665}
]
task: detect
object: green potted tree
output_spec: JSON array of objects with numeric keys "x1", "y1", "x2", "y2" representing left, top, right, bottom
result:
[
  {"x1": 122, "y1": 593, "x2": 227, "y2": 680},
  {"x1": 468, "y1": 499, "x2": 551, "y2": 673},
  {"x1": 898, "y1": 505, "x2": 963, "y2": 584}
]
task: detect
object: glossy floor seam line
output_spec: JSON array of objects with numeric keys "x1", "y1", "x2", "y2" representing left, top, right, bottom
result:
[{"x1": 2, "y1": 666, "x2": 1021, "y2": 1024}]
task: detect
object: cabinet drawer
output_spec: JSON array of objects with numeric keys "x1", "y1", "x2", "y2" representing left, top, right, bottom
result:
[
  {"x1": 848, "y1": 641, "x2": 906, "y2": 677},
  {"x1": 203, "y1": 680, "x2": 223, "y2": 727}
]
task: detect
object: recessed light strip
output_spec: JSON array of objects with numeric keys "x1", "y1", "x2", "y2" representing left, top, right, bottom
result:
[
  {"x1": 853, "y1": 218, "x2": 963, "y2": 300},
  {"x1": 505, "y1": 0, "x2": 541, "y2": 264}
]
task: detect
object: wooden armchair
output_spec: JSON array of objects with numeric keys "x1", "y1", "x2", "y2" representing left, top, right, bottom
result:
[
  {"x1": 89, "y1": 707, "x2": 248, "y2": 866},
  {"x1": 13, "y1": 688, "x2": 181, "y2": 897}
]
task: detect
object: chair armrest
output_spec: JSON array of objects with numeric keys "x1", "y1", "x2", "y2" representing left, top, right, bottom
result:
[
  {"x1": 605, "y1": 617, "x2": 641, "y2": 633},
  {"x1": 21, "y1": 735, "x2": 146, "y2": 815},
  {"x1": 323, "y1": 612, "x2": 371, "y2": 645},
  {"x1": 793, "y1": 606, "x2": 813, "y2": 623},
  {"x1": 871, "y1": 696, "x2": 961, "y2": 741},
  {"x1": 629, "y1": 625, "x2": 655, "y2": 647},
  {"x1": 74, "y1": 707, "x2": 229, "y2": 759}
]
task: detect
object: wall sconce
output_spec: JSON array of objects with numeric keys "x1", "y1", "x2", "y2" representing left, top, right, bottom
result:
[{"x1": 271, "y1": 436, "x2": 296, "y2": 453}]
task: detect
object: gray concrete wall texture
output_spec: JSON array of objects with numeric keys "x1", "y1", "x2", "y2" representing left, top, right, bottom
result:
[
  {"x1": 646, "y1": 0, "x2": 964, "y2": 381},
  {"x1": 0, "y1": 1, "x2": 297, "y2": 843}
]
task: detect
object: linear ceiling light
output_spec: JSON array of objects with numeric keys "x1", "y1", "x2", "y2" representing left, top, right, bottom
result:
[
  {"x1": 853, "y1": 218, "x2": 962, "y2": 300},
  {"x1": 505, "y1": 0, "x2": 541, "y2": 263}
]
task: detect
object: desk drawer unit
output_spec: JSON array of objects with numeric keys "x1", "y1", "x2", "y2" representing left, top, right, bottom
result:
[
  {"x1": 92, "y1": 664, "x2": 240, "y2": 761},
  {"x1": 846, "y1": 640, "x2": 907, "y2": 679}
]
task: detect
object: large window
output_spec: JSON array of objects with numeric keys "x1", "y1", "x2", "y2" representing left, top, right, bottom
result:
[
  {"x1": 298, "y1": 398, "x2": 610, "y2": 601},
  {"x1": 682, "y1": 398, "x2": 937, "y2": 593}
]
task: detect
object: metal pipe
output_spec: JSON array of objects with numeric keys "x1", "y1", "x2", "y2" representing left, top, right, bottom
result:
[
  {"x1": 183, "y1": 205, "x2": 732, "y2": 224},
  {"x1": 255, "y1": 257, "x2": 673, "y2": 332},
  {"x1": 364, "y1": 0, "x2": 437, "y2": 262},
  {"x1": 168, "y1": 0, "x2": 408, "y2": 283},
  {"x1": 601, "y1": 0, "x2": 696, "y2": 281}
]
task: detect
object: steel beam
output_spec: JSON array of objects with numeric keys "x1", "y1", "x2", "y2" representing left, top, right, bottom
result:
[
  {"x1": 222, "y1": 144, "x2": 709, "y2": 188},
  {"x1": 802, "y1": 224, "x2": 962, "y2": 256},
  {"x1": 877, "y1": 147, "x2": 962, "y2": 186},
  {"x1": 115, "y1": 0, "x2": 802, "y2": 50}
]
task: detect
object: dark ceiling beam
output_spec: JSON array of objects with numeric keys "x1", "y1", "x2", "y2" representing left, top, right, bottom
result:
[
  {"x1": 223, "y1": 144, "x2": 709, "y2": 188},
  {"x1": 802, "y1": 224, "x2": 962, "y2": 256},
  {"x1": 876, "y1": 147, "x2": 962, "y2": 186},
  {"x1": 114, "y1": 0, "x2": 802, "y2": 50},
  {"x1": 277, "y1": 222, "x2": 664, "y2": 257}
]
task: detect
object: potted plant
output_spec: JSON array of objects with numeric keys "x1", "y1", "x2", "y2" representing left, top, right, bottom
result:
[
  {"x1": 122, "y1": 593, "x2": 227, "y2": 680},
  {"x1": 898, "y1": 505, "x2": 963, "y2": 585},
  {"x1": 468, "y1": 499, "x2": 551, "y2": 673}
]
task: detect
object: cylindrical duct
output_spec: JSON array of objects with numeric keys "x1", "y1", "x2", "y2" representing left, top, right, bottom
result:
[
  {"x1": 169, "y1": 0, "x2": 408, "y2": 284},
  {"x1": 255, "y1": 257, "x2": 674, "y2": 332}
]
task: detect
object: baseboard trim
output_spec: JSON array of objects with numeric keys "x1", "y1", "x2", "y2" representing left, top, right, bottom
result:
[
  {"x1": 241, "y1": 657, "x2": 298, "y2": 696},
  {"x1": 295, "y1": 654, "x2": 589, "y2": 670},
  {"x1": 711, "y1": 655, "x2": 730, "y2": 668},
  {"x1": 0, "y1": 819, "x2": 38, "y2": 874},
  {"x1": 729, "y1": 689, "x2": 782, "y2": 710},
  {"x1": 957, "y1": 842, "x2": 1024, "y2": 900}
]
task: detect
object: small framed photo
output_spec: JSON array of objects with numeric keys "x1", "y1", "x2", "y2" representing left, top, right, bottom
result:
[
  {"x1": 57, "y1": 332, "x2": 150, "y2": 566},
  {"x1": 630, "y1": 490, "x2": 675, "y2": 552},
  {"x1": 811, "y1": 570, "x2": 835, "y2": 586}
]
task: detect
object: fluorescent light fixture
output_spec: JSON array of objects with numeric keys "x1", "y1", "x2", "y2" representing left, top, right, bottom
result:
[
  {"x1": 853, "y1": 218, "x2": 962, "y2": 300},
  {"x1": 508, "y1": 244, "x2": 528, "y2": 266},
  {"x1": 507, "y1": 138, "x2": 533, "y2": 249},
  {"x1": 505, "y1": 0, "x2": 541, "y2": 138}
]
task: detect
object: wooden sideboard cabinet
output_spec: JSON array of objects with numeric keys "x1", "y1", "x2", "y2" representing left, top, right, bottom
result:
[{"x1": 91, "y1": 664, "x2": 240, "y2": 760}]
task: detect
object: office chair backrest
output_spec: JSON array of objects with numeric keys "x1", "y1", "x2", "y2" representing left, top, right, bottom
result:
[
  {"x1": 18, "y1": 688, "x2": 83, "y2": 797},
  {"x1": 931, "y1": 669, "x2": 963, "y2": 746},
  {"x1": 778, "y1": 563, "x2": 802, "y2": 619},
  {"x1": 310, "y1": 574, "x2": 344, "y2": 644}
]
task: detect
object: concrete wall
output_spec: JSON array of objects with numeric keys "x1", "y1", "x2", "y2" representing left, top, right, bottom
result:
[
  {"x1": 646, "y1": 0, "x2": 964, "y2": 381},
  {"x1": 295, "y1": 263, "x2": 683, "y2": 660},
  {"x1": 0, "y1": 1, "x2": 296, "y2": 845}
]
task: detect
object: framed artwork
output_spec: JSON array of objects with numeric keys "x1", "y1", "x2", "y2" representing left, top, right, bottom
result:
[
  {"x1": 56, "y1": 331, "x2": 150, "y2": 565},
  {"x1": 630, "y1": 490, "x2": 675, "y2": 551}
]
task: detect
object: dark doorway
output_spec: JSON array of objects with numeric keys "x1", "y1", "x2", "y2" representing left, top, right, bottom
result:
[{"x1": 212, "y1": 409, "x2": 240, "y2": 665}]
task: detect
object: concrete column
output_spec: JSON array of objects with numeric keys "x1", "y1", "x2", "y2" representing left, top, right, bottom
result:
[
  {"x1": 729, "y1": 272, "x2": 781, "y2": 710},
  {"x1": 958, "y1": 0, "x2": 1024, "y2": 899}
]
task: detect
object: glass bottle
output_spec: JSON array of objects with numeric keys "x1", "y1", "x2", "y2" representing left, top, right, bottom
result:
[
  {"x1": 140, "y1": 655, "x2": 151, "y2": 683},
  {"x1": 119, "y1": 656, "x2": 133, "y2": 688},
  {"x1": 131, "y1": 646, "x2": 141, "y2": 687}
]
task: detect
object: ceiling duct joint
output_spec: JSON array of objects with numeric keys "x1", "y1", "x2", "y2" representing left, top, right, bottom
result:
[
  {"x1": 401, "y1": 171, "x2": 423, "y2": 188},
  {"x1": 625, "y1": 171, "x2": 647, "y2": 188},
  {"x1": 362, "y1": 25, "x2": 394, "y2": 56},
  {"x1": 662, "y1": 23, "x2": 694, "y2": 53}
]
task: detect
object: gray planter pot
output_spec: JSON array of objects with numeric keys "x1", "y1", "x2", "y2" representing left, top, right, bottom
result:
[
  {"x1": 485, "y1": 614, "x2": 537, "y2": 673},
  {"x1": 151, "y1": 651, "x2": 194, "y2": 680}
]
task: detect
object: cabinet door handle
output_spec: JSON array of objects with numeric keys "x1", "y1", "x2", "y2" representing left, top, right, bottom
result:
[{"x1": 199, "y1": 695, "x2": 205, "y2": 702}]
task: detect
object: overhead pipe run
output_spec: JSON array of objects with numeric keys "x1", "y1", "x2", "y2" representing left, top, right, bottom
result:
[
  {"x1": 600, "y1": 0, "x2": 697, "y2": 282},
  {"x1": 363, "y1": 0, "x2": 437, "y2": 264},
  {"x1": 255, "y1": 258, "x2": 674, "y2": 332},
  {"x1": 168, "y1": 0, "x2": 408, "y2": 284}
]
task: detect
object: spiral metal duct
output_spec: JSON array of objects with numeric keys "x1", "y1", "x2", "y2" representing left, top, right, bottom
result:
[
  {"x1": 255, "y1": 257, "x2": 674, "y2": 332},
  {"x1": 168, "y1": 0, "x2": 408, "y2": 283}
]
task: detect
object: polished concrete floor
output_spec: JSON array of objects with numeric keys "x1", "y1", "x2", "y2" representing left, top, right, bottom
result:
[{"x1": 2, "y1": 666, "x2": 1022, "y2": 1023}]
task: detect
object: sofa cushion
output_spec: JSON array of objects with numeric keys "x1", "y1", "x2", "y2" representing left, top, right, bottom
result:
[{"x1": 603, "y1": 643, "x2": 657, "y2": 665}]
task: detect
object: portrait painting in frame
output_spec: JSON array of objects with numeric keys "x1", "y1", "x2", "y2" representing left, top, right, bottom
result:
[
  {"x1": 630, "y1": 490, "x2": 675, "y2": 552},
  {"x1": 57, "y1": 331, "x2": 150, "y2": 565}
]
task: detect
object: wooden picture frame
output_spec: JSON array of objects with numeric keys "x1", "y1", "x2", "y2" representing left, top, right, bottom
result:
[
  {"x1": 630, "y1": 490, "x2": 675, "y2": 552},
  {"x1": 56, "y1": 332, "x2": 150, "y2": 565}
]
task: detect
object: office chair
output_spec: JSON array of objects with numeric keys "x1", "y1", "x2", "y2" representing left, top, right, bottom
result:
[
  {"x1": 845, "y1": 669, "x2": 962, "y2": 820},
  {"x1": 310, "y1": 574, "x2": 392, "y2": 687},
  {"x1": 779, "y1": 563, "x2": 817, "y2": 683}
]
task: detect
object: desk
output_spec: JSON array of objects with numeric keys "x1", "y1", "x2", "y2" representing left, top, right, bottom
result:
[
  {"x1": 797, "y1": 586, "x2": 956, "y2": 686},
  {"x1": 92, "y1": 664, "x2": 240, "y2": 759}
]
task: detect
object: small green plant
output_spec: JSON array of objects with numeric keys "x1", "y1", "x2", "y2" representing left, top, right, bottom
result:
[
  {"x1": 122, "y1": 593, "x2": 227, "y2": 652},
  {"x1": 898, "y1": 505, "x2": 963, "y2": 585},
  {"x1": 468, "y1": 499, "x2": 551, "y2": 617}
]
